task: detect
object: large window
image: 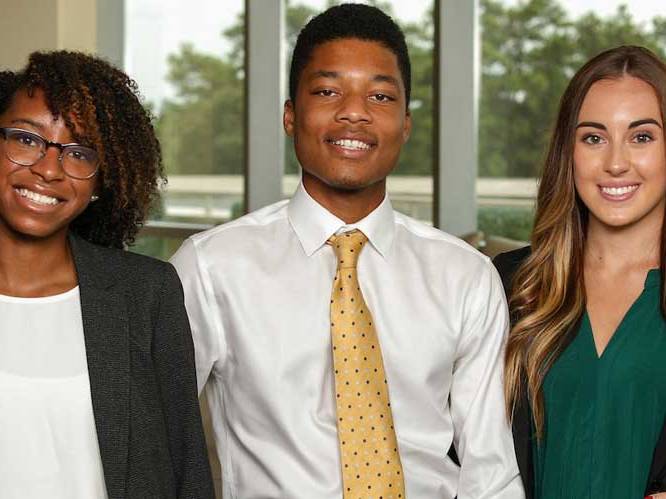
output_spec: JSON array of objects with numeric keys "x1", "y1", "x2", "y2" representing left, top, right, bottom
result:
[
  {"x1": 283, "y1": 0, "x2": 435, "y2": 224},
  {"x1": 121, "y1": 0, "x2": 666, "y2": 262},
  {"x1": 479, "y1": 0, "x2": 666, "y2": 242},
  {"x1": 125, "y1": 0, "x2": 245, "y2": 259}
]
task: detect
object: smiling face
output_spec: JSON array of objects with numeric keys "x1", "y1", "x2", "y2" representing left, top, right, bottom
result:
[
  {"x1": 573, "y1": 75, "x2": 666, "y2": 233},
  {"x1": 0, "y1": 88, "x2": 97, "y2": 242},
  {"x1": 284, "y1": 38, "x2": 411, "y2": 213}
]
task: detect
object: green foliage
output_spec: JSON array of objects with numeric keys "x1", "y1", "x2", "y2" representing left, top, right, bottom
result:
[
  {"x1": 130, "y1": 234, "x2": 185, "y2": 261},
  {"x1": 154, "y1": 0, "x2": 666, "y2": 181},
  {"x1": 480, "y1": 0, "x2": 666, "y2": 177},
  {"x1": 478, "y1": 205, "x2": 534, "y2": 241},
  {"x1": 396, "y1": 4, "x2": 434, "y2": 176},
  {"x1": 157, "y1": 26, "x2": 244, "y2": 175}
]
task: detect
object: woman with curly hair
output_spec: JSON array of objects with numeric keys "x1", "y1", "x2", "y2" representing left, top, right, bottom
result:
[
  {"x1": 0, "y1": 51, "x2": 214, "y2": 499},
  {"x1": 495, "y1": 45, "x2": 666, "y2": 499}
]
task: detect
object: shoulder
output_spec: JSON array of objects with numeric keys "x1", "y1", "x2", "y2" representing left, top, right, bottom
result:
[
  {"x1": 393, "y1": 210, "x2": 492, "y2": 270},
  {"x1": 390, "y1": 212, "x2": 505, "y2": 312},
  {"x1": 492, "y1": 245, "x2": 531, "y2": 275},
  {"x1": 184, "y1": 199, "x2": 290, "y2": 258},
  {"x1": 492, "y1": 246, "x2": 531, "y2": 296},
  {"x1": 71, "y1": 234, "x2": 179, "y2": 290}
]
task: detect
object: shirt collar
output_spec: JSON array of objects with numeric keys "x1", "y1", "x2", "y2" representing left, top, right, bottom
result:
[{"x1": 288, "y1": 182, "x2": 395, "y2": 258}]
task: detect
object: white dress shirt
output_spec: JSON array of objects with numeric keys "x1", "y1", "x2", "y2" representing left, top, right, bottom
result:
[
  {"x1": 171, "y1": 183, "x2": 524, "y2": 499},
  {"x1": 0, "y1": 287, "x2": 108, "y2": 499}
]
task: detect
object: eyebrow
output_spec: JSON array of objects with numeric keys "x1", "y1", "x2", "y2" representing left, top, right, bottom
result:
[
  {"x1": 309, "y1": 70, "x2": 400, "y2": 87},
  {"x1": 310, "y1": 70, "x2": 340, "y2": 80},
  {"x1": 629, "y1": 118, "x2": 662, "y2": 129},
  {"x1": 372, "y1": 74, "x2": 400, "y2": 87},
  {"x1": 9, "y1": 118, "x2": 46, "y2": 131},
  {"x1": 576, "y1": 118, "x2": 663, "y2": 130},
  {"x1": 576, "y1": 121, "x2": 606, "y2": 131}
]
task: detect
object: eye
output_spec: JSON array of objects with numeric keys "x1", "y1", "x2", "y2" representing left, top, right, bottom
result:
[
  {"x1": 370, "y1": 93, "x2": 395, "y2": 103},
  {"x1": 65, "y1": 146, "x2": 97, "y2": 163},
  {"x1": 314, "y1": 89, "x2": 337, "y2": 97},
  {"x1": 11, "y1": 131, "x2": 41, "y2": 148},
  {"x1": 634, "y1": 132, "x2": 654, "y2": 144},
  {"x1": 582, "y1": 133, "x2": 605, "y2": 145}
]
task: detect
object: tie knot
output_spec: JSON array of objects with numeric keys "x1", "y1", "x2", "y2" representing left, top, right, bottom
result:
[{"x1": 329, "y1": 229, "x2": 368, "y2": 269}]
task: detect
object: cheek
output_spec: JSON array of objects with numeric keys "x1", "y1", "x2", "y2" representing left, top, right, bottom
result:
[
  {"x1": 294, "y1": 113, "x2": 323, "y2": 146},
  {"x1": 634, "y1": 146, "x2": 666, "y2": 183},
  {"x1": 573, "y1": 163, "x2": 597, "y2": 206},
  {"x1": 573, "y1": 147, "x2": 599, "y2": 186},
  {"x1": 384, "y1": 113, "x2": 407, "y2": 140},
  {"x1": 72, "y1": 180, "x2": 96, "y2": 206}
]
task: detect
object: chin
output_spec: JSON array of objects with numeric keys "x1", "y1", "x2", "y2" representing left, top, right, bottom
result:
[
  {"x1": 591, "y1": 211, "x2": 649, "y2": 230},
  {"x1": 3, "y1": 218, "x2": 66, "y2": 240},
  {"x1": 324, "y1": 170, "x2": 384, "y2": 192},
  {"x1": 326, "y1": 178, "x2": 372, "y2": 192}
]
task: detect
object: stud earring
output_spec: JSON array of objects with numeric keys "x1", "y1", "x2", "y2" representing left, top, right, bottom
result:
[{"x1": 90, "y1": 194, "x2": 99, "y2": 202}]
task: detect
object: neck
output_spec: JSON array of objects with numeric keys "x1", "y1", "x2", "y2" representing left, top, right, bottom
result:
[
  {"x1": 585, "y1": 215, "x2": 662, "y2": 272},
  {"x1": 302, "y1": 174, "x2": 386, "y2": 224},
  {"x1": 0, "y1": 227, "x2": 76, "y2": 297}
]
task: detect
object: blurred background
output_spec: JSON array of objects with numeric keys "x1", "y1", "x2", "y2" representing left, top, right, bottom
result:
[
  {"x1": 2, "y1": 1, "x2": 665, "y2": 494},
  {"x1": 2, "y1": 0, "x2": 665, "y2": 260}
]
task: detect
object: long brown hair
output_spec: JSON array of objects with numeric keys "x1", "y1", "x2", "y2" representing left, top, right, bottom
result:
[{"x1": 504, "y1": 45, "x2": 666, "y2": 437}]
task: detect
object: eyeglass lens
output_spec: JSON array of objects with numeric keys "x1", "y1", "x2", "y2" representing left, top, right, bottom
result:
[{"x1": 3, "y1": 128, "x2": 99, "y2": 179}]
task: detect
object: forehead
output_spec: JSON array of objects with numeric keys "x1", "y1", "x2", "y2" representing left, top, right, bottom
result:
[
  {"x1": 2, "y1": 87, "x2": 88, "y2": 139},
  {"x1": 303, "y1": 38, "x2": 403, "y2": 85},
  {"x1": 2, "y1": 88, "x2": 65, "y2": 130},
  {"x1": 2, "y1": 88, "x2": 52, "y2": 118},
  {"x1": 579, "y1": 76, "x2": 662, "y2": 121}
]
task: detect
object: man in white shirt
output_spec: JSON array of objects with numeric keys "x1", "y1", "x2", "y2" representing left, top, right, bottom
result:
[{"x1": 171, "y1": 4, "x2": 524, "y2": 498}]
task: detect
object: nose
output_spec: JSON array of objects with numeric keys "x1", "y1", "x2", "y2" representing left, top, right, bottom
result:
[
  {"x1": 335, "y1": 93, "x2": 371, "y2": 125},
  {"x1": 604, "y1": 141, "x2": 631, "y2": 176},
  {"x1": 28, "y1": 146, "x2": 65, "y2": 182}
]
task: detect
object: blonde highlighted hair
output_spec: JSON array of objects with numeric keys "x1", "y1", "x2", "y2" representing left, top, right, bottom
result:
[{"x1": 504, "y1": 45, "x2": 666, "y2": 438}]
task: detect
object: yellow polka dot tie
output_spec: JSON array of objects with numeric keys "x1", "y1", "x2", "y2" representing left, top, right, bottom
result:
[{"x1": 328, "y1": 230, "x2": 405, "y2": 499}]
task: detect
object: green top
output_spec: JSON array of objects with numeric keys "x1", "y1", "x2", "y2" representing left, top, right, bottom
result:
[{"x1": 534, "y1": 270, "x2": 666, "y2": 498}]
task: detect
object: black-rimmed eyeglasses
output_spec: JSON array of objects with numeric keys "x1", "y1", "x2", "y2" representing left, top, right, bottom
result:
[{"x1": 0, "y1": 127, "x2": 99, "y2": 180}]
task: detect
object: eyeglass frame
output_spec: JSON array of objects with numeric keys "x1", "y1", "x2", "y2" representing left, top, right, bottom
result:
[{"x1": 0, "y1": 127, "x2": 100, "y2": 180}]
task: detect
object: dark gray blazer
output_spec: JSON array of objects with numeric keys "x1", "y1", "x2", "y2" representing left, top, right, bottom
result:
[{"x1": 69, "y1": 234, "x2": 214, "y2": 499}]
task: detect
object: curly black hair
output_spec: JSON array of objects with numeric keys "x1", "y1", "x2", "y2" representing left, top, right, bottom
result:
[
  {"x1": 289, "y1": 3, "x2": 411, "y2": 107},
  {"x1": 0, "y1": 50, "x2": 163, "y2": 249}
]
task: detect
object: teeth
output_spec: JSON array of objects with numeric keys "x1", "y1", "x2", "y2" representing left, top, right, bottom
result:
[
  {"x1": 332, "y1": 139, "x2": 371, "y2": 150},
  {"x1": 601, "y1": 185, "x2": 639, "y2": 196},
  {"x1": 15, "y1": 188, "x2": 59, "y2": 206}
]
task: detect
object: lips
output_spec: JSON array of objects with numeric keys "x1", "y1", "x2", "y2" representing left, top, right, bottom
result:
[
  {"x1": 13, "y1": 186, "x2": 63, "y2": 206},
  {"x1": 325, "y1": 133, "x2": 377, "y2": 154},
  {"x1": 598, "y1": 183, "x2": 639, "y2": 201},
  {"x1": 329, "y1": 138, "x2": 372, "y2": 150}
]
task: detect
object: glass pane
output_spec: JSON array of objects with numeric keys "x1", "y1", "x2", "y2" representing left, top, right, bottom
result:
[
  {"x1": 124, "y1": 0, "x2": 245, "y2": 259},
  {"x1": 283, "y1": 0, "x2": 435, "y2": 224},
  {"x1": 479, "y1": 0, "x2": 666, "y2": 245},
  {"x1": 129, "y1": 233, "x2": 189, "y2": 262}
]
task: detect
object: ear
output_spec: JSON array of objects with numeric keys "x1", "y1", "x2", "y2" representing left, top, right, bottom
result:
[
  {"x1": 283, "y1": 99, "x2": 295, "y2": 137},
  {"x1": 402, "y1": 109, "x2": 412, "y2": 144}
]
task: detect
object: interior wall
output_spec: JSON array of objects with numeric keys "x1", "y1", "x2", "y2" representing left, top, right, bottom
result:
[
  {"x1": 0, "y1": 0, "x2": 122, "y2": 71},
  {"x1": 0, "y1": 1, "x2": 60, "y2": 70}
]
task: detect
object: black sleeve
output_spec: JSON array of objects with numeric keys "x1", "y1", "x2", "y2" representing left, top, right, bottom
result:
[
  {"x1": 153, "y1": 263, "x2": 216, "y2": 499},
  {"x1": 646, "y1": 416, "x2": 666, "y2": 495},
  {"x1": 492, "y1": 246, "x2": 531, "y2": 299}
]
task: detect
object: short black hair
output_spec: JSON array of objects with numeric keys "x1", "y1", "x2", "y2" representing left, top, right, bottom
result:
[{"x1": 289, "y1": 3, "x2": 411, "y2": 107}]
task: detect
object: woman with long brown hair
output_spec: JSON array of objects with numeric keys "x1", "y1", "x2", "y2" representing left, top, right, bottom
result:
[{"x1": 495, "y1": 45, "x2": 666, "y2": 499}]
